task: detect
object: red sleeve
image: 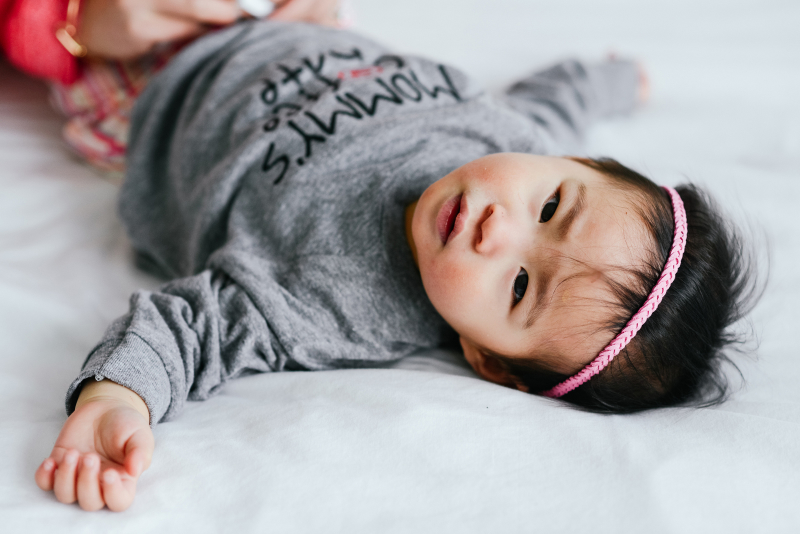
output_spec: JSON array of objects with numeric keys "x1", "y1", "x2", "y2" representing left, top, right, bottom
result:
[{"x1": 0, "y1": 0, "x2": 79, "y2": 84}]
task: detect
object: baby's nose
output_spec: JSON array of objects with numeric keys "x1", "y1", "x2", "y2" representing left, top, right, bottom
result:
[{"x1": 475, "y1": 204, "x2": 514, "y2": 255}]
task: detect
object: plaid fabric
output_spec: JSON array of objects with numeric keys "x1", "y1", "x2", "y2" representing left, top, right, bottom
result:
[
  {"x1": 48, "y1": 4, "x2": 355, "y2": 172},
  {"x1": 48, "y1": 43, "x2": 182, "y2": 172}
]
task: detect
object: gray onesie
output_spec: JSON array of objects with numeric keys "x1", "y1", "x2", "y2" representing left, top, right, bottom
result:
[{"x1": 65, "y1": 21, "x2": 639, "y2": 425}]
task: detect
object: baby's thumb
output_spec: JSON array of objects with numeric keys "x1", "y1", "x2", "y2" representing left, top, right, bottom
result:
[{"x1": 124, "y1": 428, "x2": 154, "y2": 478}]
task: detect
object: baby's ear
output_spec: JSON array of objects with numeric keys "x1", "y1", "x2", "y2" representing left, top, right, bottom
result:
[{"x1": 459, "y1": 337, "x2": 528, "y2": 392}]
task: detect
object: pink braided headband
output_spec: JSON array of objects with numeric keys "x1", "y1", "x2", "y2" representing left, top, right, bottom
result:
[{"x1": 541, "y1": 186, "x2": 687, "y2": 398}]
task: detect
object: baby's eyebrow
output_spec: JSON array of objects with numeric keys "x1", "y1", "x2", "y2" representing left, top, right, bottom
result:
[
  {"x1": 525, "y1": 268, "x2": 553, "y2": 329},
  {"x1": 556, "y1": 182, "x2": 587, "y2": 241}
]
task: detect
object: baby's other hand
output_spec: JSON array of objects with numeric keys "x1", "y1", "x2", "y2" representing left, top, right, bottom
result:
[
  {"x1": 608, "y1": 52, "x2": 650, "y2": 106},
  {"x1": 76, "y1": 0, "x2": 242, "y2": 60},
  {"x1": 34, "y1": 380, "x2": 153, "y2": 512},
  {"x1": 637, "y1": 63, "x2": 650, "y2": 105},
  {"x1": 269, "y1": 0, "x2": 342, "y2": 27}
]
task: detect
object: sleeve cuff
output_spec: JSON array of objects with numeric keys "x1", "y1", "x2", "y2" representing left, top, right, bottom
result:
[
  {"x1": 584, "y1": 59, "x2": 640, "y2": 118},
  {"x1": 65, "y1": 333, "x2": 172, "y2": 426},
  {"x1": 1, "y1": 0, "x2": 81, "y2": 84}
]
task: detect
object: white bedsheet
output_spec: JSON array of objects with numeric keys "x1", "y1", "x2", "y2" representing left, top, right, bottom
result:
[{"x1": 2, "y1": 0, "x2": 799, "y2": 531}]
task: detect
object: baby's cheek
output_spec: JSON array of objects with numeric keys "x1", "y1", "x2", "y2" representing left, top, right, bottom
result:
[{"x1": 422, "y1": 254, "x2": 480, "y2": 327}]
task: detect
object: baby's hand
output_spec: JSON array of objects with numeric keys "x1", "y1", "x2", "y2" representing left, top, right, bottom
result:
[
  {"x1": 35, "y1": 380, "x2": 153, "y2": 512},
  {"x1": 637, "y1": 63, "x2": 650, "y2": 105},
  {"x1": 76, "y1": 0, "x2": 242, "y2": 60},
  {"x1": 609, "y1": 53, "x2": 650, "y2": 105}
]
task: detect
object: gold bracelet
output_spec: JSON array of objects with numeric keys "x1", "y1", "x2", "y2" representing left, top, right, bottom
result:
[{"x1": 55, "y1": 0, "x2": 87, "y2": 57}]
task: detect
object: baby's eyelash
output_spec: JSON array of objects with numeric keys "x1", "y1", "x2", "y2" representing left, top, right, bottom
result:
[
  {"x1": 512, "y1": 268, "x2": 528, "y2": 305},
  {"x1": 540, "y1": 190, "x2": 560, "y2": 223}
]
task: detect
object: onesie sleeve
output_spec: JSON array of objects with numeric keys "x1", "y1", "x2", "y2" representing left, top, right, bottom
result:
[
  {"x1": 504, "y1": 58, "x2": 640, "y2": 152},
  {"x1": 65, "y1": 270, "x2": 276, "y2": 426}
]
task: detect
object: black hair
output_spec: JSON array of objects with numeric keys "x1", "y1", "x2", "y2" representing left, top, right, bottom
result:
[{"x1": 492, "y1": 158, "x2": 762, "y2": 414}]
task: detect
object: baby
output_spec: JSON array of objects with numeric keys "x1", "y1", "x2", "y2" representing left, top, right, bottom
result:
[{"x1": 35, "y1": 20, "x2": 753, "y2": 511}]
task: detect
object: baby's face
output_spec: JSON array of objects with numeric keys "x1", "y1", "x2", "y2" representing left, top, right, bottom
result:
[{"x1": 411, "y1": 153, "x2": 650, "y2": 378}]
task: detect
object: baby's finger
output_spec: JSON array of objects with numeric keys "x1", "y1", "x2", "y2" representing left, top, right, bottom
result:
[
  {"x1": 124, "y1": 428, "x2": 155, "y2": 477},
  {"x1": 34, "y1": 458, "x2": 56, "y2": 491},
  {"x1": 160, "y1": 0, "x2": 242, "y2": 24},
  {"x1": 101, "y1": 469, "x2": 135, "y2": 512},
  {"x1": 53, "y1": 450, "x2": 79, "y2": 504},
  {"x1": 76, "y1": 455, "x2": 104, "y2": 511}
]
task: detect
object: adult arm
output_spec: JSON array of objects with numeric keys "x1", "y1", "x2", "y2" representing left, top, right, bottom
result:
[
  {"x1": 74, "y1": 0, "x2": 241, "y2": 61},
  {"x1": 0, "y1": 0, "x2": 242, "y2": 84},
  {"x1": 504, "y1": 58, "x2": 642, "y2": 152}
]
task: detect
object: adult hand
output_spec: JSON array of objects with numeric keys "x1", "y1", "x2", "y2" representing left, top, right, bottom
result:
[
  {"x1": 76, "y1": 0, "x2": 242, "y2": 59},
  {"x1": 35, "y1": 380, "x2": 154, "y2": 512},
  {"x1": 269, "y1": 0, "x2": 342, "y2": 27}
]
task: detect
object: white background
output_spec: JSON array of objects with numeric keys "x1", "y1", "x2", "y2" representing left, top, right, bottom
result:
[{"x1": 1, "y1": 0, "x2": 799, "y2": 531}]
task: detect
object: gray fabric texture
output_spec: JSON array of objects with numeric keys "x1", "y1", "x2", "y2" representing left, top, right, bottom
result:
[{"x1": 64, "y1": 21, "x2": 638, "y2": 425}]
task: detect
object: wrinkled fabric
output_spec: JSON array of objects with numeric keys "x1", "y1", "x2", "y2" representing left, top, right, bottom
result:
[{"x1": 65, "y1": 21, "x2": 639, "y2": 425}]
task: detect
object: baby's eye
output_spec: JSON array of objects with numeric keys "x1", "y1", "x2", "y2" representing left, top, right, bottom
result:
[
  {"x1": 513, "y1": 268, "x2": 528, "y2": 304},
  {"x1": 540, "y1": 192, "x2": 560, "y2": 223}
]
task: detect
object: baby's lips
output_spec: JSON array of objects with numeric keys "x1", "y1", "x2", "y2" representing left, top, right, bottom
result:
[
  {"x1": 449, "y1": 195, "x2": 469, "y2": 243},
  {"x1": 437, "y1": 193, "x2": 462, "y2": 245}
]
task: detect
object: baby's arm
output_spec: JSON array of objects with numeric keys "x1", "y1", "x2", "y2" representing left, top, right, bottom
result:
[
  {"x1": 35, "y1": 268, "x2": 277, "y2": 511},
  {"x1": 36, "y1": 267, "x2": 278, "y2": 510},
  {"x1": 63, "y1": 270, "x2": 279, "y2": 427},
  {"x1": 35, "y1": 380, "x2": 153, "y2": 512},
  {"x1": 504, "y1": 58, "x2": 642, "y2": 152}
]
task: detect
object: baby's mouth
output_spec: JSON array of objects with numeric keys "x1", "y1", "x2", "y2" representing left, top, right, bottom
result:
[{"x1": 437, "y1": 193, "x2": 466, "y2": 245}]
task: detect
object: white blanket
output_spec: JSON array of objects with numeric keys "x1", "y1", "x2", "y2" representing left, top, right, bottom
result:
[{"x1": 2, "y1": 0, "x2": 799, "y2": 531}]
